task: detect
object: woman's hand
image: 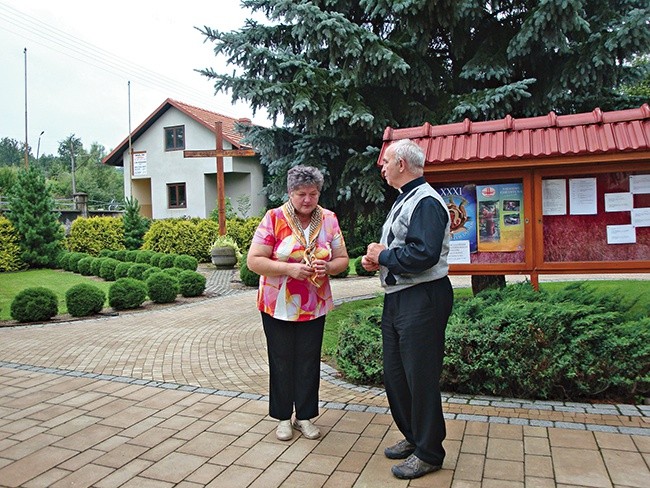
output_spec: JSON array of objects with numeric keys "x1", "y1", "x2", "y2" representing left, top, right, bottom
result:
[
  {"x1": 288, "y1": 262, "x2": 316, "y2": 281},
  {"x1": 311, "y1": 258, "x2": 329, "y2": 278},
  {"x1": 361, "y1": 255, "x2": 380, "y2": 272}
]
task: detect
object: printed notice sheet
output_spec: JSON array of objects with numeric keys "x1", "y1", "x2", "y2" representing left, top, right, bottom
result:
[
  {"x1": 447, "y1": 240, "x2": 471, "y2": 264},
  {"x1": 569, "y1": 178, "x2": 597, "y2": 215},
  {"x1": 604, "y1": 192, "x2": 633, "y2": 212},
  {"x1": 630, "y1": 174, "x2": 650, "y2": 194},
  {"x1": 632, "y1": 207, "x2": 650, "y2": 228},
  {"x1": 542, "y1": 179, "x2": 567, "y2": 215},
  {"x1": 606, "y1": 225, "x2": 636, "y2": 244}
]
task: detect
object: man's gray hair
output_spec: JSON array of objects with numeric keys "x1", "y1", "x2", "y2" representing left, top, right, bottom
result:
[
  {"x1": 287, "y1": 165, "x2": 324, "y2": 192},
  {"x1": 391, "y1": 139, "x2": 425, "y2": 172}
]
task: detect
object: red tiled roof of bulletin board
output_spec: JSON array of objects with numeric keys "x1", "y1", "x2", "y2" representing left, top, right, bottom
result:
[{"x1": 380, "y1": 104, "x2": 650, "y2": 166}]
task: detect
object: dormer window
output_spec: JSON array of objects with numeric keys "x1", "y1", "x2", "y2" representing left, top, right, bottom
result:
[{"x1": 165, "y1": 125, "x2": 185, "y2": 151}]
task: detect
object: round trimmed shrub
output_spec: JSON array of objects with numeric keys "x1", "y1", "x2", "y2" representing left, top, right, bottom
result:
[
  {"x1": 108, "y1": 278, "x2": 147, "y2": 310},
  {"x1": 336, "y1": 306, "x2": 384, "y2": 385},
  {"x1": 125, "y1": 250, "x2": 139, "y2": 262},
  {"x1": 10, "y1": 287, "x2": 58, "y2": 323},
  {"x1": 126, "y1": 263, "x2": 150, "y2": 281},
  {"x1": 332, "y1": 264, "x2": 350, "y2": 279},
  {"x1": 239, "y1": 253, "x2": 260, "y2": 287},
  {"x1": 77, "y1": 256, "x2": 95, "y2": 276},
  {"x1": 57, "y1": 252, "x2": 71, "y2": 270},
  {"x1": 99, "y1": 258, "x2": 121, "y2": 281},
  {"x1": 65, "y1": 283, "x2": 106, "y2": 317},
  {"x1": 146, "y1": 272, "x2": 179, "y2": 303},
  {"x1": 149, "y1": 252, "x2": 165, "y2": 268},
  {"x1": 91, "y1": 257, "x2": 106, "y2": 277},
  {"x1": 178, "y1": 270, "x2": 206, "y2": 297},
  {"x1": 174, "y1": 254, "x2": 198, "y2": 271},
  {"x1": 113, "y1": 249, "x2": 127, "y2": 262},
  {"x1": 68, "y1": 252, "x2": 89, "y2": 273},
  {"x1": 162, "y1": 267, "x2": 182, "y2": 278},
  {"x1": 354, "y1": 256, "x2": 376, "y2": 277},
  {"x1": 99, "y1": 249, "x2": 116, "y2": 258},
  {"x1": 158, "y1": 254, "x2": 177, "y2": 269},
  {"x1": 142, "y1": 266, "x2": 162, "y2": 281},
  {"x1": 114, "y1": 261, "x2": 132, "y2": 280},
  {"x1": 135, "y1": 250, "x2": 156, "y2": 264}
]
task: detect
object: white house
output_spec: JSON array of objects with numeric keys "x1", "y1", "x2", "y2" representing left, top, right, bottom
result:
[{"x1": 103, "y1": 98, "x2": 267, "y2": 219}]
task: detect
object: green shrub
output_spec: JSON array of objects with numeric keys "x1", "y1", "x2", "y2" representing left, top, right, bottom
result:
[
  {"x1": 0, "y1": 216, "x2": 24, "y2": 272},
  {"x1": 98, "y1": 249, "x2": 113, "y2": 258},
  {"x1": 142, "y1": 266, "x2": 162, "y2": 281},
  {"x1": 66, "y1": 216, "x2": 125, "y2": 255},
  {"x1": 65, "y1": 283, "x2": 106, "y2": 317},
  {"x1": 125, "y1": 250, "x2": 139, "y2": 262},
  {"x1": 142, "y1": 218, "x2": 219, "y2": 262},
  {"x1": 239, "y1": 253, "x2": 260, "y2": 287},
  {"x1": 354, "y1": 256, "x2": 376, "y2": 277},
  {"x1": 114, "y1": 261, "x2": 132, "y2": 280},
  {"x1": 10, "y1": 287, "x2": 58, "y2": 323},
  {"x1": 108, "y1": 278, "x2": 147, "y2": 310},
  {"x1": 57, "y1": 252, "x2": 72, "y2": 271},
  {"x1": 158, "y1": 254, "x2": 177, "y2": 269},
  {"x1": 336, "y1": 306, "x2": 384, "y2": 385},
  {"x1": 160, "y1": 268, "x2": 181, "y2": 280},
  {"x1": 68, "y1": 252, "x2": 89, "y2": 273},
  {"x1": 178, "y1": 270, "x2": 206, "y2": 297},
  {"x1": 113, "y1": 249, "x2": 128, "y2": 262},
  {"x1": 146, "y1": 272, "x2": 179, "y2": 304},
  {"x1": 77, "y1": 256, "x2": 95, "y2": 276},
  {"x1": 149, "y1": 252, "x2": 165, "y2": 268},
  {"x1": 91, "y1": 257, "x2": 106, "y2": 276},
  {"x1": 174, "y1": 254, "x2": 198, "y2": 271},
  {"x1": 225, "y1": 217, "x2": 262, "y2": 253},
  {"x1": 126, "y1": 263, "x2": 151, "y2": 281},
  {"x1": 99, "y1": 258, "x2": 120, "y2": 281},
  {"x1": 135, "y1": 250, "x2": 156, "y2": 264}
]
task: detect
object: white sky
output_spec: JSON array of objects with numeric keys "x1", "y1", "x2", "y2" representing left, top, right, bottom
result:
[{"x1": 0, "y1": 0, "x2": 270, "y2": 157}]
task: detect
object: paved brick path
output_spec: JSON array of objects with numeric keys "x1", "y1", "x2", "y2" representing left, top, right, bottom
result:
[{"x1": 0, "y1": 271, "x2": 648, "y2": 487}]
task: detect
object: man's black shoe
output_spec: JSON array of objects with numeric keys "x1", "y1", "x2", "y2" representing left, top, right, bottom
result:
[
  {"x1": 391, "y1": 454, "x2": 442, "y2": 479},
  {"x1": 384, "y1": 439, "x2": 416, "y2": 459}
]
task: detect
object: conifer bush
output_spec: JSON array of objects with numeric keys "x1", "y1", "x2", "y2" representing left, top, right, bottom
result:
[
  {"x1": 91, "y1": 257, "x2": 106, "y2": 276},
  {"x1": 174, "y1": 254, "x2": 198, "y2": 271},
  {"x1": 67, "y1": 252, "x2": 89, "y2": 273},
  {"x1": 77, "y1": 257, "x2": 95, "y2": 276},
  {"x1": 108, "y1": 278, "x2": 147, "y2": 310},
  {"x1": 135, "y1": 250, "x2": 156, "y2": 264},
  {"x1": 149, "y1": 252, "x2": 165, "y2": 268},
  {"x1": 65, "y1": 283, "x2": 105, "y2": 317},
  {"x1": 99, "y1": 258, "x2": 121, "y2": 281},
  {"x1": 142, "y1": 266, "x2": 162, "y2": 281},
  {"x1": 162, "y1": 267, "x2": 182, "y2": 278},
  {"x1": 336, "y1": 306, "x2": 384, "y2": 385},
  {"x1": 146, "y1": 272, "x2": 179, "y2": 303},
  {"x1": 57, "y1": 252, "x2": 72, "y2": 271},
  {"x1": 114, "y1": 261, "x2": 132, "y2": 280},
  {"x1": 10, "y1": 287, "x2": 58, "y2": 323},
  {"x1": 126, "y1": 263, "x2": 150, "y2": 281},
  {"x1": 239, "y1": 253, "x2": 260, "y2": 287},
  {"x1": 158, "y1": 254, "x2": 177, "y2": 269},
  {"x1": 178, "y1": 270, "x2": 206, "y2": 297},
  {"x1": 125, "y1": 250, "x2": 139, "y2": 262},
  {"x1": 0, "y1": 216, "x2": 24, "y2": 272}
]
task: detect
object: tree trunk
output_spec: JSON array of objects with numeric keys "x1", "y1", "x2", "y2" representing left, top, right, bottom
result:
[{"x1": 471, "y1": 275, "x2": 506, "y2": 296}]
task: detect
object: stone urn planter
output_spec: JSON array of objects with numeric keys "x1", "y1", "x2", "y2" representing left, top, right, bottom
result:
[{"x1": 211, "y1": 246, "x2": 237, "y2": 269}]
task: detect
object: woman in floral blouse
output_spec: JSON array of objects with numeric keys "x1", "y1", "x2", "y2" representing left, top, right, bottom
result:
[{"x1": 247, "y1": 165, "x2": 349, "y2": 441}]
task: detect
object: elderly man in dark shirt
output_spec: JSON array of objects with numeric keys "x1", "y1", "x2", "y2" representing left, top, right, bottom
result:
[{"x1": 363, "y1": 138, "x2": 453, "y2": 480}]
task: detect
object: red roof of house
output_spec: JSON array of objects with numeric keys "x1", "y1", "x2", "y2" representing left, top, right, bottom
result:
[
  {"x1": 380, "y1": 104, "x2": 650, "y2": 167},
  {"x1": 103, "y1": 98, "x2": 255, "y2": 166}
]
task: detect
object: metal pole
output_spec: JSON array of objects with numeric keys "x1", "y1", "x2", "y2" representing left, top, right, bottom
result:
[
  {"x1": 23, "y1": 48, "x2": 29, "y2": 168},
  {"x1": 216, "y1": 121, "x2": 226, "y2": 236},
  {"x1": 69, "y1": 140, "x2": 76, "y2": 195},
  {"x1": 128, "y1": 81, "x2": 133, "y2": 198}
]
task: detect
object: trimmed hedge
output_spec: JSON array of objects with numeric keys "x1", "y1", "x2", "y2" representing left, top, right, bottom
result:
[
  {"x1": 108, "y1": 278, "x2": 147, "y2": 310},
  {"x1": 0, "y1": 216, "x2": 24, "y2": 272},
  {"x1": 65, "y1": 283, "x2": 106, "y2": 317},
  {"x1": 10, "y1": 287, "x2": 58, "y2": 322},
  {"x1": 66, "y1": 216, "x2": 125, "y2": 255},
  {"x1": 146, "y1": 272, "x2": 179, "y2": 303},
  {"x1": 178, "y1": 270, "x2": 206, "y2": 297}
]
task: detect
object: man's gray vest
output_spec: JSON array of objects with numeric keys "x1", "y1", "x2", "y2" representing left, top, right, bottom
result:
[{"x1": 379, "y1": 182, "x2": 451, "y2": 293}]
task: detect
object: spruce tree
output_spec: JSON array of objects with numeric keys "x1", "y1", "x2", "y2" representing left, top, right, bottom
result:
[
  {"x1": 122, "y1": 197, "x2": 150, "y2": 250},
  {"x1": 200, "y1": 0, "x2": 650, "y2": 224},
  {"x1": 7, "y1": 167, "x2": 64, "y2": 268}
]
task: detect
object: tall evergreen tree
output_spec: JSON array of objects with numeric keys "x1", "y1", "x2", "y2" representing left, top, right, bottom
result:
[
  {"x1": 122, "y1": 197, "x2": 150, "y2": 250},
  {"x1": 200, "y1": 0, "x2": 650, "y2": 227},
  {"x1": 7, "y1": 167, "x2": 64, "y2": 268}
]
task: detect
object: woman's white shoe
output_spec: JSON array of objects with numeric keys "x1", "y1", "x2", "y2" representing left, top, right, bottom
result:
[
  {"x1": 276, "y1": 420, "x2": 293, "y2": 441},
  {"x1": 293, "y1": 419, "x2": 321, "y2": 439}
]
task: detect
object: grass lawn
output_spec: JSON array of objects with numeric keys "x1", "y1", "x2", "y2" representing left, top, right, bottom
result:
[
  {"x1": 322, "y1": 279, "x2": 650, "y2": 364},
  {"x1": 0, "y1": 269, "x2": 113, "y2": 321}
]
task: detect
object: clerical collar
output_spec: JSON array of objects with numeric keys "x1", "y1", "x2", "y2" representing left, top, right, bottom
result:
[{"x1": 398, "y1": 176, "x2": 426, "y2": 196}]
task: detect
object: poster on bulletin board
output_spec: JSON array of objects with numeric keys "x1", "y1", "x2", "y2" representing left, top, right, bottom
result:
[
  {"x1": 433, "y1": 184, "x2": 477, "y2": 253},
  {"x1": 476, "y1": 183, "x2": 525, "y2": 252}
]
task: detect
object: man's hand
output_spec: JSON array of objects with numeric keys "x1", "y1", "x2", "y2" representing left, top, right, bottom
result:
[
  {"x1": 366, "y1": 242, "x2": 386, "y2": 265},
  {"x1": 361, "y1": 255, "x2": 379, "y2": 272}
]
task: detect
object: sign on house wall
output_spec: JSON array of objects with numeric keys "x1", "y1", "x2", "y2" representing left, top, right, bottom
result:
[{"x1": 133, "y1": 151, "x2": 147, "y2": 177}]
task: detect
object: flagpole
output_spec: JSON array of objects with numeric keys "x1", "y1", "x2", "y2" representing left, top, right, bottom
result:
[{"x1": 24, "y1": 47, "x2": 29, "y2": 168}]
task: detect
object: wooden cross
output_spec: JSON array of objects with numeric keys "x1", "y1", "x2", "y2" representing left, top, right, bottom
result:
[{"x1": 183, "y1": 121, "x2": 256, "y2": 235}]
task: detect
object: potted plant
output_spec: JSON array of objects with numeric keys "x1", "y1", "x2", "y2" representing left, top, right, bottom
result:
[{"x1": 210, "y1": 235, "x2": 241, "y2": 269}]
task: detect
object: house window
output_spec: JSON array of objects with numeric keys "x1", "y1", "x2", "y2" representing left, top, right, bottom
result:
[
  {"x1": 167, "y1": 183, "x2": 186, "y2": 208},
  {"x1": 164, "y1": 125, "x2": 185, "y2": 151}
]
